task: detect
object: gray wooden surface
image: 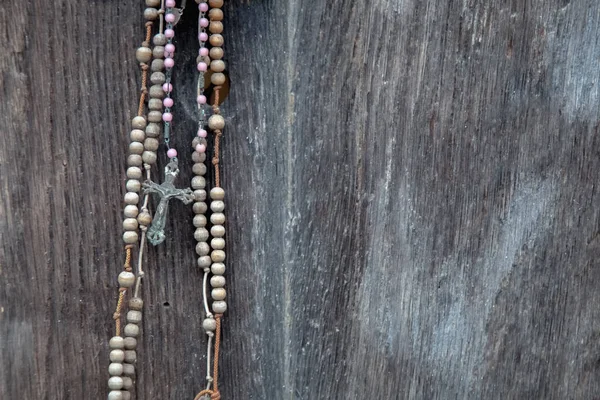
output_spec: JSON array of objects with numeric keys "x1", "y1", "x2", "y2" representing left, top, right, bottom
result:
[{"x1": 2, "y1": 0, "x2": 600, "y2": 399}]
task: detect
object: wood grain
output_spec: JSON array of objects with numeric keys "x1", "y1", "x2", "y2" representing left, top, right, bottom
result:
[{"x1": 1, "y1": 0, "x2": 600, "y2": 399}]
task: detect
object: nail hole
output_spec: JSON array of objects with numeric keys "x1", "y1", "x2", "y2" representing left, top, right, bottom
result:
[{"x1": 163, "y1": 302, "x2": 170, "y2": 307}]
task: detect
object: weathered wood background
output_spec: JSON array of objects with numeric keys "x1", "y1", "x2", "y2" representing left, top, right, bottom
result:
[{"x1": 2, "y1": 0, "x2": 600, "y2": 398}]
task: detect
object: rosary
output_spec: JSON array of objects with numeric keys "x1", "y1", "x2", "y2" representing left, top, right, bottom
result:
[{"x1": 106, "y1": 1, "x2": 227, "y2": 399}]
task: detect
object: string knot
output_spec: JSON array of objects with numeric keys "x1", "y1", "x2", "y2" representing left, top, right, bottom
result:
[
  {"x1": 113, "y1": 312, "x2": 121, "y2": 320},
  {"x1": 125, "y1": 244, "x2": 134, "y2": 250},
  {"x1": 138, "y1": 271, "x2": 145, "y2": 278},
  {"x1": 119, "y1": 288, "x2": 127, "y2": 293},
  {"x1": 211, "y1": 392, "x2": 221, "y2": 400},
  {"x1": 145, "y1": 21, "x2": 153, "y2": 28}
]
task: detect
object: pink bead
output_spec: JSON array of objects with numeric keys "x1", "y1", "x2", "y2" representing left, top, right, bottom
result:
[
  {"x1": 199, "y1": 47, "x2": 209, "y2": 56},
  {"x1": 165, "y1": 44, "x2": 175, "y2": 54},
  {"x1": 165, "y1": 29, "x2": 175, "y2": 38},
  {"x1": 162, "y1": 112, "x2": 173, "y2": 122},
  {"x1": 198, "y1": 129, "x2": 208, "y2": 138},
  {"x1": 165, "y1": 13, "x2": 175, "y2": 23},
  {"x1": 164, "y1": 58, "x2": 174, "y2": 68},
  {"x1": 163, "y1": 98, "x2": 174, "y2": 107},
  {"x1": 199, "y1": 32, "x2": 208, "y2": 41},
  {"x1": 197, "y1": 95, "x2": 207, "y2": 104},
  {"x1": 196, "y1": 144, "x2": 206, "y2": 153},
  {"x1": 167, "y1": 149, "x2": 177, "y2": 159},
  {"x1": 199, "y1": 3, "x2": 209, "y2": 12},
  {"x1": 197, "y1": 62, "x2": 207, "y2": 72},
  {"x1": 162, "y1": 83, "x2": 173, "y2": 92},
  {"x1": 166, "y1": 0, "x2": 176, "y2": 6},
  {"x1": 200, "y1": 18, "x2": 209, "y2": 27}
]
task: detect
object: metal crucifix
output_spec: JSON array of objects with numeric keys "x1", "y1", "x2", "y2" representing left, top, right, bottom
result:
[{"x1": 142, "y1": 159, "x2": 194, "y2": 246}]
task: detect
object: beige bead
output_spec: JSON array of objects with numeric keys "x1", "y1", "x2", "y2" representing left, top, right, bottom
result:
[
  {"x1": 125, "y1": 180, "x2": 141, "y2": 193},
  {"x1": 210, "y1": 187, "x2": 225, "y2": 200},
  {"x1": 211, "y1": 288, "x2": 226, "y2": 301},
  {"x1": 211, "y1": 238, "x2": 225, "y2": 250},
  {"x1": 209, "y1": 47, "x2": 224, "y2": 60},
  {"x1": 108, "y1": 390, "x2": 123, "y2": 400},
  {"x1": 193, "y1": 201, "x2": 207, "y2": 214},
  {"x1": 124, "y1": 337, "x2": 137, "y2": 350},
  {"x1": 196, "y1": 241, "x2": 210, "y2": 256},
  {"x1": 148, "y1": 98, "x2": 163, "y2": 110},
  {"x1": 129, "y1": 141, "x2": 144, "y2": 155},
  {"x1": 122, "y1": 377, "x2": 133, "y2": 390},
  {"x1": 127, "y1": 154, "x2": 142, "y2": 166},
  {"x1": 123, "y1": 218, "x2": 138, "y2": 231},
  {"x1": 152, "y1": 46, "x2": 165, "y2": 58},
  {"x1": 108, "y1": 376, "x2": 124, "y2": 390},
  {"x1": 110, "y1": 336, "x2": 125, "y2": 349},
  {"x1": 124, "y1": 350, "x2": 137, "y2": 363},
  {"x1": 210, "y1": 213, "x2": 225, "y2": 224},
  {"x1": 211, "y1": 262, "x2": 225, "y2": 275},
  {"x1": 124, "y1": 192, "x2": 140, "y2": 205},
  {"x1": 191, "y1": 176, "x2": 206, "y2": 189},
  {"x1": 211, "y1": 72, "x2": 226, "y2": 86},
  {"x1": 194, "y1": 228, "x2": 209, "y2": 242},
  {"x1": 210, "y1": 274, "x2": 226, "y2": 288},
  {"x1": 118, "y1": 271, "x2": 136, "y2": 288},
  {"x1": 151, "y1": 58, "x2": 164, "y2": 72},
  {"x1": 212, "y1": 300, "x2": 227, "y2": 313},
  {"x1": 129, "y1": 297, "x2": 144, "y2": 310},
  {"x1": 122, "y1": 391, "x2": 131, "y2": 400},
  {"x1": 126, "y1": 167, "x2": 142, "y2": 180},
  {"x1": 130, "y1": 129, "x2": 145, "y2": 142},
  {"x1": 122, "y1": 363, "x2": 135, "y2": 376},
  {"x1": 149, "y1": 84, "x2": 165, "y2": 99},
  {"x1": 137, "y1": 211, "x2": 152, "y2": 226},
  {"x1": 192, "y1": 162, "x2": 207, "y2": 176},
  {"x1": 147, "y1": 110, "x2": 163, "y2": 123},
  {"x1": 203, "y1": 318, "x2": 216, "y2": 331},
  {"x1": 146, "y1": 0, "x2": 161, "y2": 8},
  {"x1": 132, "y1": 116, "x2": 147, "y2": 129},
  {"x1": 127, "y1": 310, "x2": 142, "y2": 324},
  {"x1": 122, "y1": 231, "x2": 139, "y2": 244},
  {"x1": 124, "y1": 323, "x2": 140, "y2": 337},
  {"x1": 192, "y1": 151, "x2": 206, "y2": 163},
  {"x1": 136, "y1": 47, "x2": 152, "y2": 63},
  {"x1": 123, "y1": 205, "x2": 139, "y2": 218},
  {"x1": 209, "y1": 34, "x2": 224, "y2": 47},
  {"x1": 144, "y1": 138, "x2": 159, "y2": 151},
  {"x1": 211, "y1": 60, "x2": 225, "y2": 72},
  {"x1": 145, "y1": 123, "x2": 161, "y2": 137},
  {"x1": 193, "y1": 214, "x2": 207, "y2": 227},
  {"x1": 208, "y1": 0, "x2": 223, "y2": 7},
  {"x1": 211, "y1": 250, "x2": 226, "y2": 262},
  {"x1": 211, "y1": 225, "x2": 225, "y2": 238},
  {"x1": 210, "y1": 200, "x2": 225, "y2": 212},
  {"x1": 197, "y1": 256, "x2": 212, "y2": 269},
  {"x1": 209, "y1": 9, "x2": 224, "y2": 21},
  {"x1": 144, "y1": 7, "x2": 158, "y2": 20},
  {"x1": 110, "y1": 349, "x2": 125, "y2": 363},
  {"x1": 208, "y1": 115, "x2": 225, "y2": 130},
  {"x1": 108, "y1": 363, "x2": 123, "y2": 376},
  {"x1": 209, "y1": 21, "x2": 223, "y2": 34},
  {"x1": 153, "y1": 33, "x2": 167, "y2": 46},
  {"x1": 142, "y1": 151, "x2": 157, "y2": 164},
  {"x1": 194, "y1": 189, "x2": 207, "y2": 201}
]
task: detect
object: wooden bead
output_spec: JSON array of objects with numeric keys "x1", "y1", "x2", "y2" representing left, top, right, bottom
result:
[
  {"x1": 124, "y1": 205, "x2": 139, "y2": 218},
  {"x1": 144, "y1": 7, "x2": 159, "y2": 20},
  {"x1": 137, "y1": 211, "x2": 152, "y2": 226},
  {"x1": 210, "y1": 213, "x2": 225, "y2": 224},
  {"x1": 124, "y1": 323, "x2": 140, "y2": 337},
  {"x1": 144, "y1": 138, "x2": 159, "y2": 151},
  {"x1": 211, "y1": 238, "x2": 225, "y2": 250},
  {"x1": 211, "y1": 262, "x2": 225, "y2": 275},
  {"x1": 127, "y1": 310, "x2": 142, "y2": 324},
  {"x1": 108, "y1": 390, "x2": 124, "y2": 400},
  {"x1": 202, "y1": 318, "x2": 216, "y2": 331},
  {"x1": 118, "y1": 271, "x2": 136, "y2": 288},
  {"x1": 153, "y1": 33, "x2": 167, "y2": 46},
  {"x1": 122, "y1": 391, "x2": 131, "y2": 400},
  {"x1": 210, "y1": 200, "x2": 225, "y2": 212},
  {"x1": 211, "y1": 60, "x2": 225, "y2": 72},
  {"x1": 122, "y1": 218, "x2": 139, "y2": 231},
  {"x1": 208, "y1": 9, "x2": 224, "y2": 21},
  {"x1": 197, "y1": 256, "x2": 212, "y2": 269},
  {"x1": 209, "y1": 34, "x2": 224, "y2": 47},
  {"x1": 127, "y1": 154, "x2": 142, "y2": 166},
  {"x1": 122, "y1": 377, "x2": 133, "y2": 390},
  {"x1": 211, "y1": 72, "x2": 226, "y2": 85},
  {"x1": 146, "y1": 0, "x2": 161, "y2": 7},
  {"x1": 124, "y1": 350, "x2": 137, "y2": 363},
  {"x1": 129, "y1": 141, "x2": 144, "y2": 155},
  {"x1": 122, "y1": 363, "x2": 135, "y2": 376},
  {"x1": 209, "y1": 21, "x2": 223, "y2": 34},
  {"x1": 152, "y1": 45, "x2": 165, "y2": 58},
  {"x1": 132, "y1": 116, "x2": 147, "y2": 129},
  {"x1": 110, "y1": 349, "x2": 125, "y2": 363},
  {"x1": 122, "y1": 231, "x2": 139, "y2": 244},
  {"x1": 210, "y1": 275, "x2": 226, "y2": 288},
  {"x1": 212, "y1": 300, "x2": 227, "y2": 313},
  {"x1": 211, "y1": 225, "x2": 225, "y2": 237},
  {"x1": 210, "y1": 187, "x2": 225, "y2": 200},
  {"x1": 148, "y1": 110, "x2": 163, "y2": 123},
  {"x1": 125, "y1": 180, "x2": 140, "y2": 192},
  {"x1": 192, "y1": 151, "x2": 206, "y2": 163},
  {"x1": 126, "y1": 167, "x2": 142, "y2": 180},
  {"x1": 194, "y1": 189, "x2": 207, "y2": 201},
  {"x1": 150, "y1": 72, "x2": 165, "y2": 85},
  {"x1": 209, "y1": 47, "x2": 224, "y2": 60},
  {"x1": 142, "y1": 150, "x2": 157, "y2": 164},
  {"x1": 108, "y1": 376, "x2": 124, "y2": 390},
  {"x1": 193, "y1": 201, "x2": 208, "y2": 214},
  {"x1": 110, "y1": 336, "x2": 125, "y2": 349},
  {"x1": 146, "y1": 122, "x2": 161, "y2": 137},
  {"x1": 136, "y1": 47, "x2": 152, "y2": 63},
  {"x1": 211, "y1": 250, "x2": 226, "y2": 262},
  {"x1": 124, "y1": 337, "x2": 137, "y2": 350},
  {"x1": 208, "y1": 115, "x2": 225, "y2": 130},
  {"x1": 149, "y1": 84, "x2": 165, "y2": 99},
  {"x1": 192, "y1": 162, "x2": 207, "y2": 176},
  {"x1": 148, "y1": 98, "x2": 163, "y2": 111},
  {"x1": 193, "y1": 214, "x2": 207, "y2": 227},
  {"x1": 191, "y1": 176, "x2": 206, "y2": 189},
  {"x1": 130, "y1": 129, "x2": 145, "y2": 142},
  {"x1": 194, "y1": 228, "x2": 209, "y2": 242},
  {"x1": 196, "y1": 242, "x2": 210, "y2": 256},
  {"x1": 208, "y1": 0, "x2": 223, "y2": 7},
  {"x1": 124, "y1": 192, "x2": 140, "y2": 205},
  {"x1": 129, "y1": 297, "x2": 144, "y2": 310},
  {"x1": 211, "y1": 288, "x2": 226, "y2": 300},
  {"x1": 108, "y1": 363, "x2": 123, "y2": 376}
]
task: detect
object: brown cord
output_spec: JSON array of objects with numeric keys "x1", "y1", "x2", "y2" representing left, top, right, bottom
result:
[
  {"x1": 113, "y1": 288, "x2": 127, "y2": 336},
  {"x1": 137, "y1": 22, "x2": 154, "y2": 116},
  {"x1": 212, "y1": 314, "x2": 222, "y2": 398},
  {"x1": 211, "y1": 86, "x2": 223, "y2": 187}
]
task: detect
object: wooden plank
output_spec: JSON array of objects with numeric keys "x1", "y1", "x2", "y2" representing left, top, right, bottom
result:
[{"x1": 1, "y1": 0, "x2": 600, "y2": 398}]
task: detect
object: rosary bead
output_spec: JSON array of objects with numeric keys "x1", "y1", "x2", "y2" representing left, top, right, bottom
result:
[
  {"x1": 210, "y1": 213, "x2": 225, "y2": 225},
  {"x1": 124, "y1": 337, "x2": 137, "y2": 350},
  {"x1": 192, "y1": 151, "x2": 206, "y2": 163},
  {"x1": 129, "y1": 141, "x2": 144, "y2": 155},
  {"x1": 211, "y1": 275, "x2": 226, "y2": 288},
  {"x1": 209, "y1": 47, "x2": 224, "y2": 60},
  {"x1": 124, "y1": 350, "x2": 137, "y2": 363},
  {"x1": 109, "y1": 363, "x2": 123, "y2": 376},
  {"x1": 122, "y1": 377, "x2": 133, "y2": 390},
  {"x1": 211, "y1": 72, "x2": 226, "y2": 85},
  {"x1": 211, "y1": 262, "x2": 225, "y2": 275},
  {"x1": 191, "y1": 176, "x2": 206, "y2": 189},
  {"x1": 146, "y1": 0, "x2": 161, "y2": 7},
  {"x1": 123, "y1": 231, "x2": 139, "y2": 244},
  {"x1": 149, "y1": 85, "x2": 165, "y2": 99},
  {"x1": 194, "y1": 227, "x2": 209, "y2": 242},
  {"x1": 122, "y1": 391, "x2": 131, "y2": 400},
  {"x1": 122, "y1": 218, "x2": 139, "y2": 231},
  {"x1": 125, "y1": 180, "x2": 141, "y2": 193},
  {"x1": 211, "y1": 288, "x2": 226, "y2": 301},
  {"x1": 108, "y1": 376, "x2": 124, "y2": 390},
  {"x1": 150, "y1": 72, "x2": 166, "y2": 85},
  {"x1": 110, "y1": 336, "x2": 125, "y2": 349},
  {"x1": 208, "y1": 0, "x2": 223, "y2": 7},
  {"x1": 211, "y1": 250, "x2": 226, "y2": 262},
  {"x1": 145, "y1": 122, "x2": 161, "y2": 137},
  {"x1": 193, "y1": 201, "x2": 208, "y2": 214},
  {"x1": 144, "y1": 7, "x2": 159, "y2": 20},
  {"x1": 208, "y1": 115, "x2": 225, "y2": 130},
  {"x1": 136, "y1": 47, "x2": 152, "y2": 63},
  {"x1": 127, "y1": 310, "x2": 143, "y2": 324},
  {"x1": 197, "y1": 256, "x2": 212, "y2": 268},
  {"x1": 127, "y1": 154, "x2": 143, "y2": 166},
  {"x1": 147, "y1": 111, "x2": 163, "y2": 123},
  {"x1": 193, "y1": 214, "x2": 207, "y2": 227},
  {"x1": 148, "y1": 98, "x2": 163, "y2": 111},
  {"x1": 108, "y1": 390, "x2": 124, "y2": 400},
  {"x1": 167, "y1": 148, "x2": 177, "y2": 158},
  {"x1": 129, "y1": 297, "x2": 144, "y2": 310},
  {"x1": 211, "y1": 60, "x2": 226, "y2": 72},
  {"x1": 210, "y1": 200, "x2": 225, "y2": 212},
  {"x1": 132, "y1": 116, "x2": 147, "y2": 129},
  {"x1": 212, "y1": 300, "x2": 227, "y2": 313},
  {"x1": 110, "y1": 349, "x2": 125, "y2": 363},
  {"x1": 196, "y1": 241, "x2": 210, "y2": 256},
  {"x1": 124, "y1": 205, "x2": 139, "y2": 218},
  {"x1": 209, "y1": 34, "x2": 224, "y2": 47},
  {"x1": 211, "y1": 238, "x2": 225, "y2": 250},
  {"x1": 126, "y1": 167, "x2": 142, "y2": 180},
  {"x1": 122, "y1": 363, "x2": 135, "y2": 376},
  {"x1": 192, "y1": 162, "x2": 207, "y2": 176},
  {"x1": 124, "y1": 323, "x2": 140, "y2": 338},
  {"x1": 118, "y1": 271, "x2": 136, "y2": 288},
  {"x1": 130, "y1": 129, "x2": 145, "y2": 142},
  {"x1": 208, "y1": 8, "x2": 224, "y2": 20},
  {"x1": 124, "y1": 192, "x2": 140, "y2": 205},
  {"x1": 209, "y1": 21, "x2": 223, "y2": 34},
  {"x1": 210, "y1": 224, "x2": 225, "y2": 237},
  {"x1": 137, "y1": 211, "x2": 152, "y2": 226},
  {"x1": 194, "y1": 189, "x2": 207, "y2": 201},
  {"x1": 203, "y1": 318, "x2": 216, "y2": 331},
  {"x1": 151, "y1": 58, "x2": 164, "y2": 72},
  {"x1": 152, "y1": 45, "x2": 165, "y2": 59},
  {"x1": 153, "y1": 33, "x2": 167, "y2": 46},
  {"x1": 142, "y1": 151, "x2": 158, "y2": 164}
]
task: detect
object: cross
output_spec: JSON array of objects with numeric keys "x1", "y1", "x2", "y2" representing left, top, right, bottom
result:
[{"x1": 142, "y1": 159, "x2": 195, "y2": 246}]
